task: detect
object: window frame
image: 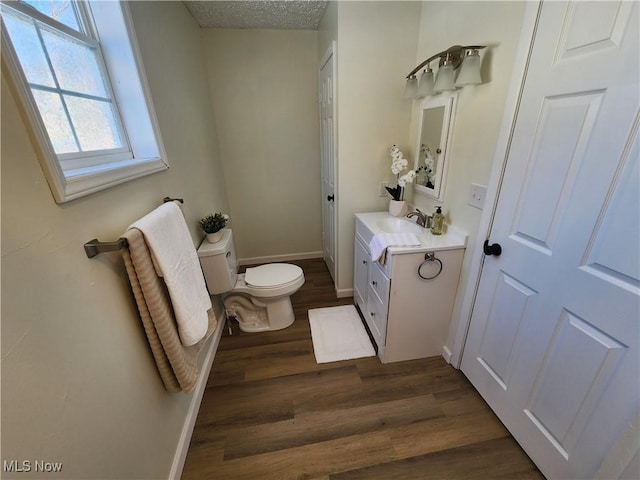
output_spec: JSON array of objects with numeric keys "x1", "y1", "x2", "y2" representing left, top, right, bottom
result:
[{"x1": 1, "y1": 0, "x2": 168, "y2": 203}]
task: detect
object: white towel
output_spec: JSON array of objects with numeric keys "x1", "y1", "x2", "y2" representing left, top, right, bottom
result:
[
  {"x1": 127, "y1": 202, "x2": 211, "y2": 346},
  {"x1": 369, "y1": 233, "x2": 421, "y2": 263}
]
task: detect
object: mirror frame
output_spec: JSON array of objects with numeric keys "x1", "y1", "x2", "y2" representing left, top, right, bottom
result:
[{"x1": 413, "y1": 92, "x2": 458, "y2": 201}]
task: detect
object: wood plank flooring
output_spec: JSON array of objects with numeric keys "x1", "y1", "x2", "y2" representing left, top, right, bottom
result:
[{"x1": 182, "y1": 259, "x2": 544, "y2": 479}]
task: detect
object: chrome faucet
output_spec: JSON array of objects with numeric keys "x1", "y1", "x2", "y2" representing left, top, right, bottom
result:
[{"x1": 407, "y1": 208, "x2": 432, "y2": 228}]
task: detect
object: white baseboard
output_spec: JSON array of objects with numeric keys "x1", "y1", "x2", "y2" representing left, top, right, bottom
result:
[
  {"x1": 238, "y1": 251, "x2": 323, "y2": 266},
  {"x1": 336, "y1": 288, "x2": 353, "y2": 298},
  {"x1": 442, "y1": 345, "x2": 453, "y2": 364},
  {"x1": 169, "y1": 314, "x2": 224, "y2": 480}
]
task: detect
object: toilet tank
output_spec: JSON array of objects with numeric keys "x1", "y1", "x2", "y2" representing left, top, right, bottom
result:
[{"x1": 197, "y1": 229, "x2": 238, "y2": 294}]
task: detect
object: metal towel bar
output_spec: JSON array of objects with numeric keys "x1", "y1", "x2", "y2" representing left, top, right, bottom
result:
[
  {"x1": 84, "y1": 196, "x2": 183, "y2": 258},
  {"x1": 84, "y1": 238, "x2": 129, "y2": 258}
]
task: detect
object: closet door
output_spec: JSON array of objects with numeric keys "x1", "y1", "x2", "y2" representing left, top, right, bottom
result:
[
  {"x1": 462, "y1": 2, "x2": 639, "y2": 478},
  {"x1": 319, "y1": 42, "x2": 337, "y2": 283}
]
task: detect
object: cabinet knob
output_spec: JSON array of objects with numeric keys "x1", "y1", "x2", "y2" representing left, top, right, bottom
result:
[
  {"x1": 362, "y1": 260, "x2": 367, "y2": 264},
  {"x1": 371, "y1": 280, "x2": 377, "y2": 286},
  {"x1": 370, "y1": 312, "x2": 376, "y2": 316}
]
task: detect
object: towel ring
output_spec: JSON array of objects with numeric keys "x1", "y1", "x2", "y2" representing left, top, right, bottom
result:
[{"x1": 418, "y1": 252, "x2": 443, "y2": 280}]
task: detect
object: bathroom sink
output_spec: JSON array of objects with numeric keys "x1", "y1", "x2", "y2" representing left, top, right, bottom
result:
[
  {"x1": 376, "y1": 217, "x2": 424, "y2": 235},
  {"x1": 356, "y1": 212, "x2": 468, "y2": 254}
]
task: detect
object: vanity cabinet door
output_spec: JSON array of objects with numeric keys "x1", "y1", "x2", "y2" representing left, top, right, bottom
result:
[
  {"x1": 353, "y1": 236, "x2": 369, "y2": 308},
  {"x1": 384, "y1": 249, "x2": 464, "y2": 363}
]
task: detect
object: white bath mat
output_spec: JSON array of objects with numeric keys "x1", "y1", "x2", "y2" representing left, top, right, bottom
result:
[{"x1": 308, "y1": 305, "x2": 375, "y2": 363}]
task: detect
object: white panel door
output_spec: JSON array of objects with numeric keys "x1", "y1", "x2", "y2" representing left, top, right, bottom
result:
[
  {"x1": 319, "y1": 43, "x2": 336, "y2": 282},
  {"x1": 462, "y1": 2, "x2": 639, "y2": 478}
]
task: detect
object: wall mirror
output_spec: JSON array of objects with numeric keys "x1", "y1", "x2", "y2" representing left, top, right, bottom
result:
[{"x1": 414, "y1": 93, "x2": 457, "y2": 201}]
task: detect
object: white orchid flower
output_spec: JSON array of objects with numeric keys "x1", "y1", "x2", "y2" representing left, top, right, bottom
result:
[
  {"x1": 391, "y1": 157, "x2": 408, "y2": 173},
  {"x1": 389, "y1": 145, "x2": 414, "y2": 199},
  {"x1": 398, "y1": 170, "x2": 416, "y2": 187}
]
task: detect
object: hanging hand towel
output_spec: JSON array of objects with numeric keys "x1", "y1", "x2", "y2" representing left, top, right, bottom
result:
[
  {"x1": 369, "y1": 233, "x2": 421, "y2": 263},
  {"x1": 128, "y1": 202, "x2": 211, "y2": 346}
]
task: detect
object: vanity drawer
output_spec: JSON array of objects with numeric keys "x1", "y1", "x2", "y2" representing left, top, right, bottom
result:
[
  {"x1": 365, "y1": 289, "x2": 388, "y2": 349},
  {"x1": 353, "y1": 236, "x2": 370, "y2": 308},
  {"x1": 369, "y1": 262, "x2": 390, "y2": 306}
]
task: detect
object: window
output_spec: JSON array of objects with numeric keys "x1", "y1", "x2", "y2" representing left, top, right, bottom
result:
[{"x1": 1, "y1": 0, "x2": 167, "y2": 203}]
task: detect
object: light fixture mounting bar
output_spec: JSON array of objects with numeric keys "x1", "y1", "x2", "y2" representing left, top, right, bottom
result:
[{"x1": 406, "y1": 45, "x2": 486, "y2": 79}]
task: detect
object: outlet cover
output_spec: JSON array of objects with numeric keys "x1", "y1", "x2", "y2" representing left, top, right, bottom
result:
[
  {"x1": 378, "y1": 181, "x2": 389, "y2": 197},
  {"x1": 468, "y1": 183, "x2": 487, "y2": 209}
]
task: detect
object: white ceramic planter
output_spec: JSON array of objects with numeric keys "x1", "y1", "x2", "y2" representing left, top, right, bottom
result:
[
  {"x1": 206, "y1": 231, "x2": 223, "y2": 243},
  {"x1": 388, "y1": 200, "x2": 408, "y2": 217}
]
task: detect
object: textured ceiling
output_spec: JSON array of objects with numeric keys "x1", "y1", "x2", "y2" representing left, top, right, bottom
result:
[{"x1": 184, "y1": 1, "x2": 329, "y2": 30}]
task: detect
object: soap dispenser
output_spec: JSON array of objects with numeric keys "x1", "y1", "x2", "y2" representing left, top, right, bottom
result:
[{"x1": 431, "y1": 206, "x2": 444, "y2": 235}]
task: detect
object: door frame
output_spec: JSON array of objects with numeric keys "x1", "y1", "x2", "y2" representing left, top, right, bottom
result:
[
  {"x1": 448, "y1": 2, "x2": 542, "y2": 367},
  {"x1": 319, "y1": 41, "x2": 338, "y2": 290}
]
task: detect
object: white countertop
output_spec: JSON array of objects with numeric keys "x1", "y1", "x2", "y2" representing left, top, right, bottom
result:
[{"x1": 355, "y1": 211, "x2": 468, "y2": 254}]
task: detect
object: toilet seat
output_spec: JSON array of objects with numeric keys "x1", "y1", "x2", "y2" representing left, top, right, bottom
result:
[{"x1": 245, "y1": 263, "x2": 303, "y2": 289}]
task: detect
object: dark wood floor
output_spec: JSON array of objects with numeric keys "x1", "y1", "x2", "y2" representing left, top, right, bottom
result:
[{"x1": 182, "y1": 258, "x2": 544, "y2": 479}]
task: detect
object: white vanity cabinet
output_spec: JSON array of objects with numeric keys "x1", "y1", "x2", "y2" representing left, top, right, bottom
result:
[{"x1": 354, "y1": 212, "x2": 466, "y2": 363}]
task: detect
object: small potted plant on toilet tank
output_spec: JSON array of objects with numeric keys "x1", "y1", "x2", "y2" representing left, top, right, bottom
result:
[{"x1": 199, "y1": 212, "x2": 229, "y2": 243}]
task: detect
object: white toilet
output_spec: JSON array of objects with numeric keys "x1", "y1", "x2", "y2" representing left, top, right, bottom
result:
[{"x1": 197, "y1": 229, "x2": 305, "y2": 332}]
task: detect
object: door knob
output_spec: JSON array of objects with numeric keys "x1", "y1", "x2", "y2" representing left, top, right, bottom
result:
[
  {"x1": 327, "y1": 195, "x2": 335, "y2": 202},
  {"x1": 483, "y1": 240, "x2": 502, "y2": 256}
]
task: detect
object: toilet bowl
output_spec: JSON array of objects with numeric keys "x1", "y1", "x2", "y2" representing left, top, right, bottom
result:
[{"x1": 197, "y1": 230, "x2": 304, "y2": 332}]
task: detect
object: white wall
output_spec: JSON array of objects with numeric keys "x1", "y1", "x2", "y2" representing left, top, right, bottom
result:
[
  {"x1": 407, "y1": 1, "x2": 527, "y2": 355},
  {"x1": 1, "y1": 2, "x2": 228, "y2": 478},
  {"x1": 318, "y1": 0, "x2": 337, "y2": 61},
  {"x1": 332, "y1": 1, "x2": 422, "y2": 294},
  {"x1": 202, "y1": 29, "x2": 322, "y2": 262}
]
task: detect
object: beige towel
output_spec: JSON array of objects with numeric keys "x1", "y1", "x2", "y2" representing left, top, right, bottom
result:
[
  {"x1": 122, "y1": 228, "x2": 217, "y2": 393},
  {"x1": 128, "y1": 202, "x2": 211, "y2": 346}
]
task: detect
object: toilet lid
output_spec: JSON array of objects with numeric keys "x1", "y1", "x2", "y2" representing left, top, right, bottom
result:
[{"x1": 244, "y1": 263, "x2": 303, "y2": 288}]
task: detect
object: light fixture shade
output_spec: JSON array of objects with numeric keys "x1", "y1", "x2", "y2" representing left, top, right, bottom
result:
[
  {"x1": 417, "y1": 68, "x2": 434, "y2": 97},
  {"x1": 433, "y1": 63, "x2": 455, "y2": 93},
  {"x1": 403, "y1": 75, "x2": 418, "y2": 99},
  {"x1": 455, "y1": 49, "x2": 482, "y2": 86}
]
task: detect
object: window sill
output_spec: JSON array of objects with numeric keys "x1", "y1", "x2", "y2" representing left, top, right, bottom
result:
[{"x1": 62, "y1": 156, "x2": 168, "y2": 202}]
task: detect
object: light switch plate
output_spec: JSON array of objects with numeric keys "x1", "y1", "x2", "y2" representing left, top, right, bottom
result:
[
  {"x1": 468, "y1": 183, "x2": 487, "y2": 209},
  {"x1": 378, "y1": 182, "x2": 389, "y2": 197}
]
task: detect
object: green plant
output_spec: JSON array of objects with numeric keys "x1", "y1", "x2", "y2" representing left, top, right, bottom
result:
[{"x1": 199, "y1": 212, "x2": 229, "y2": 234}]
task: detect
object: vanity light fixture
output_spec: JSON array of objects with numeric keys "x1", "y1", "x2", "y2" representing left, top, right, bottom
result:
[
  {"x1": 417, "y1": 65, "x2": 435, "y2": 97},
  {"x1": 433, "y1": 54, "x2": 456, "y2": 93},
  {"x1": 403, "y1": 44, "x2": 486, "y2": 99},
  {"x1": 403, "y1": 75, "x2": 419, "y2": 99},
  {"x1": 455, "y1": 48, "x2": 483, "y2": 86}
]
